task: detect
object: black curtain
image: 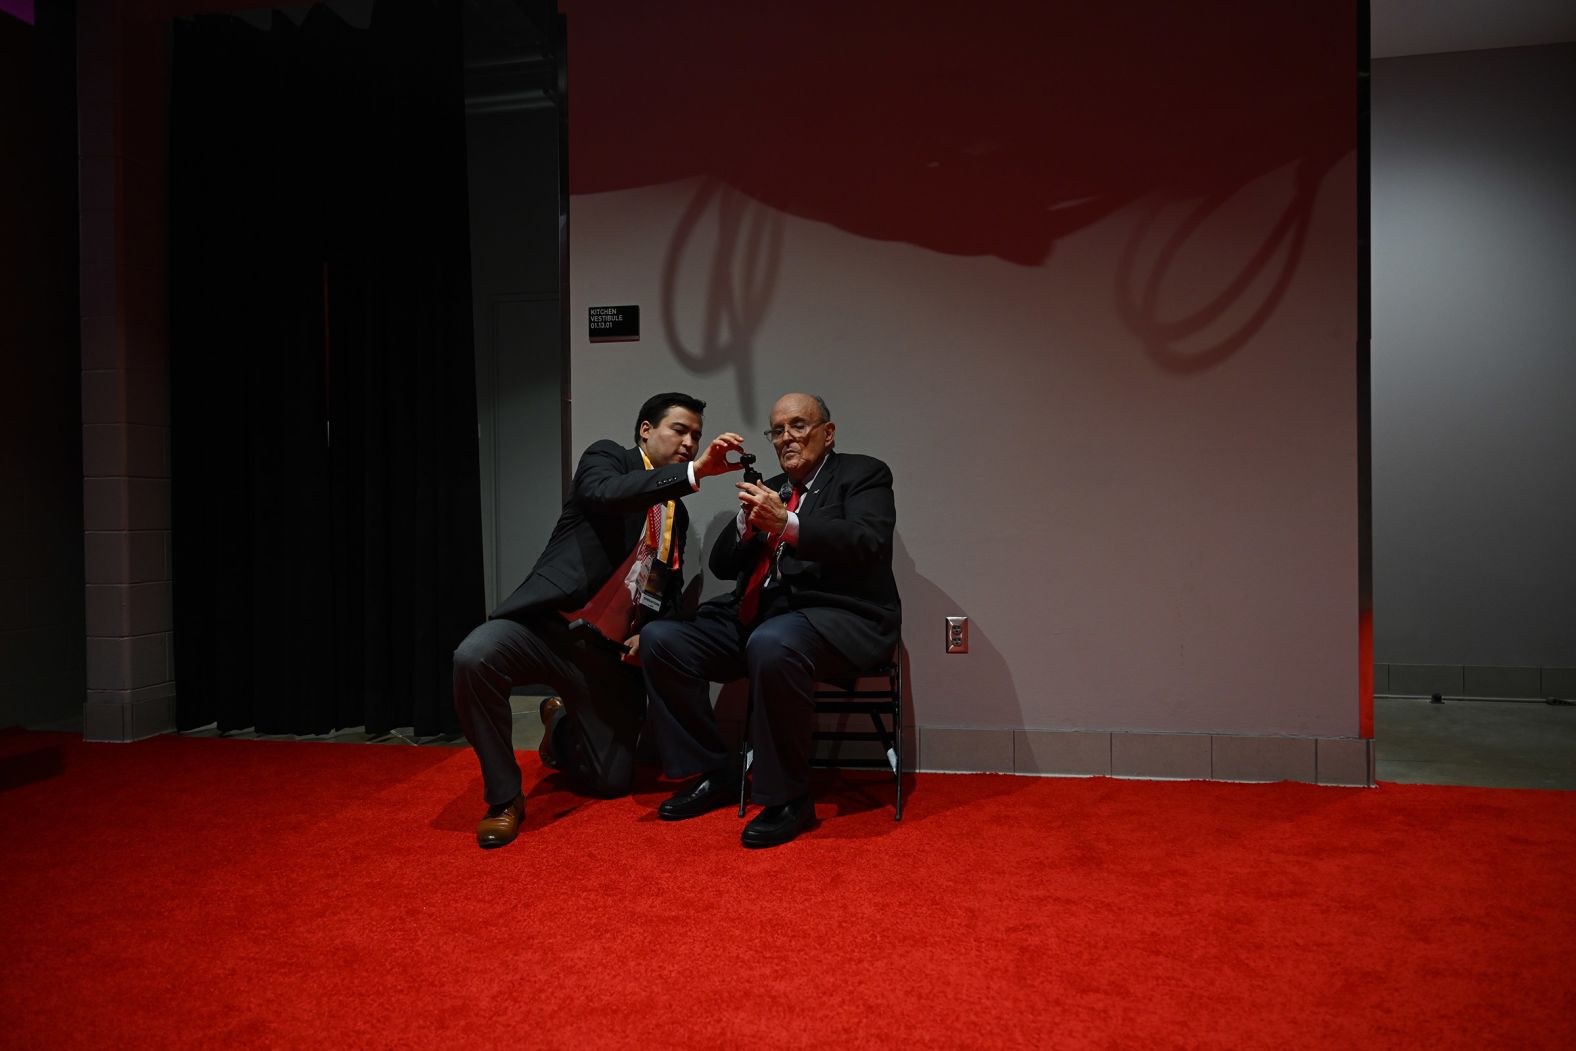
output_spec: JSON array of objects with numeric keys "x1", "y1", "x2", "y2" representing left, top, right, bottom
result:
[{"x1": 170, "y1": 1, "x2": 483, "y2": 737}]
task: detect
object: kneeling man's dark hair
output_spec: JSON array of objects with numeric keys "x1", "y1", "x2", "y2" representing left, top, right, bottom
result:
[{"x1": 635, "y1": 392, "x2": 707, "y2": 442}]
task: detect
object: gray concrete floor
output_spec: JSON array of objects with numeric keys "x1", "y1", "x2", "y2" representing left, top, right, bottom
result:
[
  {"x1": 175, "y1": 692, "x2": 554, "y2": 752},
  {"x1": 1374, "y1": 695, "x2": 1576, "y2": 789}
]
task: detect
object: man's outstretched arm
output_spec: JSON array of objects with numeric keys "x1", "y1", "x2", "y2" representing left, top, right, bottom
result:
[{"x1": 572, "y1": 433, "x2": 746, "y2": 512}]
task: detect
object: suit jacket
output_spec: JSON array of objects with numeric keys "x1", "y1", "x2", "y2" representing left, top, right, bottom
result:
[
  {"x1": 709, "y1": 450, "x2": 901, "y2": 670},
  {"x1": 490, "y1": 440, "x2": 693, "y2": 625}
]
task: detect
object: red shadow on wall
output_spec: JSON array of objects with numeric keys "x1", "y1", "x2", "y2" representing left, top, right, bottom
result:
[
  {"x1": 567, "y1": 0, "x2": 1352, "y2": 261},
  {"x1": 565, "y1": 0, "x2": 1355, "y2": 393}
]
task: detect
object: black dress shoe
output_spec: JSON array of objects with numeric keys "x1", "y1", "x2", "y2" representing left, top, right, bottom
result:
[
  {"x1": 659, "y1": 772, "x2": 740, "y2": 821},
  {"x1": 741, "y1": 796, "x2": 814, "y2": 848}
]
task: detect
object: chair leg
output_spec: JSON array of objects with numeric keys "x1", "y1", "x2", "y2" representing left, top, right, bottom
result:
[
  {"x1": 869, "y1": 711, "x2": 896, "y2": 772},
  {"x1": 892, "y1": 664, "x2": 904, "y2": 821},
  {"x1": 894, "y1": 716, "x2": 905, "y2": 820},
  {"x1": 737, "y1": 688, "x2": 752, "y2": 818}
]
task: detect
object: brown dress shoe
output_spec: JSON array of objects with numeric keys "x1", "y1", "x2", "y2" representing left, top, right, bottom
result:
[
  {"x1": 538, "y1": 696, "x2": 565, "y2": 769},
  {"x1": 475, "y1": 794, "x2": 524, "y2": 849}
]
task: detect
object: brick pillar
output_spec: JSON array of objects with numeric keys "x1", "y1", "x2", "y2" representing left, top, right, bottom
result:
[{"x1": 78, "y1": 0, "x2": 174, "y2": 741}]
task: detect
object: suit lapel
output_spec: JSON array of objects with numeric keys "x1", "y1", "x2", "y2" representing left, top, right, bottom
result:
[
  {"x1": 772, "y1": 452, "x2": 836, "y2": 590},
  {"x1": 621, "y1": 445, "x2": 646, "y2": 551},
  {"x1": 797, "y1": 450, "x2": 837, "y2": 519},
  {"x1": 767, "y1": 456, "x2": 834, "y2": 531}
]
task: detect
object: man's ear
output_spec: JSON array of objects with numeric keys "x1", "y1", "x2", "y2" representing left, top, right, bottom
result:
[
  {"x1": 824, "y1": 421, "x2": 835, "y2": 447},
  {"x1": 638, "y1": 420, "x2": 653, "y2": 444}
]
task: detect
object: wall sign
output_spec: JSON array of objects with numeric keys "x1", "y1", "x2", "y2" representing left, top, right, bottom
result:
[{"x1": 589, "y1": 305, "x2": 639, "y2": 343}]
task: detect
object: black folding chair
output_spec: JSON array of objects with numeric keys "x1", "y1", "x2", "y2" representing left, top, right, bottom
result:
[{"x1": 737, "y1": 651, "x2": 904, "y2": 821}]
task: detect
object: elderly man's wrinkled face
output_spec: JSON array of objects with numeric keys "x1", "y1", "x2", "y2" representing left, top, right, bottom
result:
[
  {"x1": 640, "y1": 407, "x2": 702, "y2": 466},
  {"x1": 768, "y1": 393, "x2": 834, "y2": 483}
]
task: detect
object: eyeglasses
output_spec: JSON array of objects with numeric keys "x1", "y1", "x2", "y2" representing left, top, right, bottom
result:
[{"x1": 763, "y1": 420, "x2": 827, "y2": 444}]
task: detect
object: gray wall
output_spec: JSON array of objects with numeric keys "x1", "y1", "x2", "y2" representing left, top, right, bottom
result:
[
  {"x1": 561, "y1": 1, "x2": 1362, "y2": 740},
  {"x1": 462, "y1": 5, "x2": 564, "y2": 613},
  {"x1": 1371, "y1": 43, "x2": 1576, "y2": 668},
  {"x1": 465, "y1": 102, "x2": 563, "y2": 612},
  {"x1": 1, "y1": 2, "x2": 86, "y2": 730}
]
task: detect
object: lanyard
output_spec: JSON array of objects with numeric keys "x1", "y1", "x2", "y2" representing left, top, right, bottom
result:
[{"x1": 638, "y1": 449, "x2": 680, "y2": 568}]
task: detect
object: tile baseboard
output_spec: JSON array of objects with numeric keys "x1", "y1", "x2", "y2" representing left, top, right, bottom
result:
[
  {"x1": 1375, "y1": 663, "x2": 1576, "y2": 700},
  {"x1": 82, "y1": 690, "x2": 175, "y2": 743},
  {"x1": 910, "y1": 727, "x2": 1372, "y2": 786}
]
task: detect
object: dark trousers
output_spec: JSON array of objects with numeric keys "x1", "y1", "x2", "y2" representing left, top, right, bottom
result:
[
  {"x1": 640, "y1": 601, "x2": 857, "y2": 806},
  {"x1": 452, "y1": 615, "x2": 644, "y2": 805}
]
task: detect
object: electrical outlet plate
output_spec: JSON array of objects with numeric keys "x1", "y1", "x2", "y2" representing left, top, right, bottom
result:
[{"x1": 945, "y1": 616, "x2": 968, "y2": 654}]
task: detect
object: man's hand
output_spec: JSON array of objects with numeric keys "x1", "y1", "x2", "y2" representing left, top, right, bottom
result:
[
  {"x1": 621, "y1": 633, "x2": 641, "y2": 666},
  {"x1": 737, "y1": 481, "x2": 789, "y2": 537},
  {"x1": 692, "y1": 432, "x2": 748, "y2": 480}
]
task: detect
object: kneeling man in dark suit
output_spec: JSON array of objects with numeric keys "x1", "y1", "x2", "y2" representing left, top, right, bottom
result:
[
  {"x1": 641, "y1": 393, "x2": 901, "y2": 848},
  {"x1": 454, "y1": 393, "x2": 744, "y2": 849}
]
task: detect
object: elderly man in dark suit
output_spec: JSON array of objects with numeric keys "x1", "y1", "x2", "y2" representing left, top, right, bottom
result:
[
  {"x1": 453, "y1": 393, "x2": 745, "y2": 849},
  {"x1": 641, "y1": 393, "x2": 901, "y2": 848}
]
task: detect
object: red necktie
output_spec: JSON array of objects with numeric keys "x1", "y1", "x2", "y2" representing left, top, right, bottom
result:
[{"x1": 737, "y1": 486, "x2": 800, "y2": 623}]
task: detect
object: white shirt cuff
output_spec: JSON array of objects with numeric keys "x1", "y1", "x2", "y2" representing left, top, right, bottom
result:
[
  {"x1": 686, "y1": 462, "x2": 699, "y2": 490},
  {"x1": 779, "y1": 511, "x2": 800, "y2": 545}
]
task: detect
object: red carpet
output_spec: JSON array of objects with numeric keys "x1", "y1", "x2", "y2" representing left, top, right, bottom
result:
[{"x1": 1, "y1": 729, "x2": 1572, "y2": 1049}]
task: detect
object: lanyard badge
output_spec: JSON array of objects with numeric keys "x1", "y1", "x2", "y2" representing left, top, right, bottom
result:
[{"x1": 629, "y1": 450, "x2": 680, "y2": 611}]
